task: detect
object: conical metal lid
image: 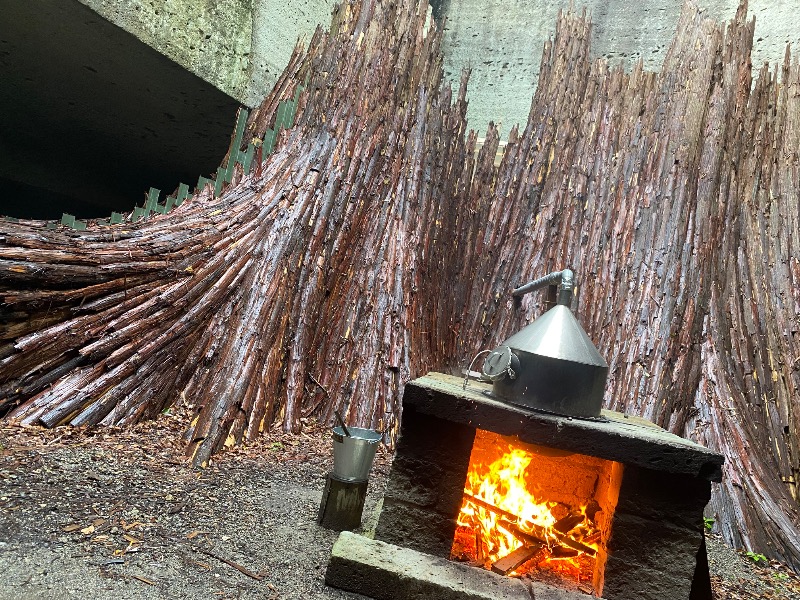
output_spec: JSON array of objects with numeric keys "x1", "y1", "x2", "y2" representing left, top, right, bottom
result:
[{"x1": 500, "y1": 305, "x2": 607, "y2": 367}]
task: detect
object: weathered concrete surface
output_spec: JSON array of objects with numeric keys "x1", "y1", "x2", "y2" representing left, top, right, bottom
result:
[
  {"x1": 326, "y1": 531, "x2": 598, "y2": 599},
  {"x1": 80, "y1": 0, "x2": 252, "y2": 101},
  {"x1": 437, "y1": 0, "x2": 800, "y2": 133},
  {"x1": 79, "y1": 0, "x2": 336, "y2": 106},
  {"x1": 248, "y1": 0, "x2": 335, "y2": 107}
]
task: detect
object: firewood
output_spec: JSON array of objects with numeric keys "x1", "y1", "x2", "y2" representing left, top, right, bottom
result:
[
  {"x1": 550, "y1": 547, "x2": 579, "y2": 559},
  {"x1": 465, "y1": 494, "x2": 596, "y2": 556},
  {"x1": 491, "y1": 544, "x2": 545, "y2": 576},
  {"x1": 553, "y1": 513, "x2": 584, "y2": 534},
  {"x1": 475, "y1": 530, "x2": 485, "y2": 563}
]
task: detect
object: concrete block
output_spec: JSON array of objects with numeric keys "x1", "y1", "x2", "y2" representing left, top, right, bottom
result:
[
  {"x1": 374, "y1": 499, "x2": 458, "y2": 558},
  {"x1": 394, "y1": 405, "x2": 476, "y2": 464},
  {"x1": 326, "y1": 531, "x2": 601, "y2": 600},
  {"x1": 615, "y1": 465, "x2": 711, "y2": 529},
  {"x1": 606, "y1": 513, "x2": 703, "y2": 575},
  {"x1": 602, "y1": 555, "x2": 694, "y2": 600},
  {"x1": 381, "y1": 454, "x2": 445, "y2": 508}
]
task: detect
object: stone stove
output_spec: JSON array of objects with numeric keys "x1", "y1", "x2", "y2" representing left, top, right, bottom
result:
[{"x1": 372, "y1": 372, "x2": 724, "y2": 599}]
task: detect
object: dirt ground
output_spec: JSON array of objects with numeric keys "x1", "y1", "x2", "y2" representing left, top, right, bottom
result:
[{"x1": 1, "y1": 414, "x2": 798, "y2": 600}]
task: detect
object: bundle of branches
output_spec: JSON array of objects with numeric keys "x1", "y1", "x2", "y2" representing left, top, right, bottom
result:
[
  {"x1": 1, "y1": 0, "x2": 799, "y2": 567},
  {"x1": 0, "y1": 0, "x2": 465, "y2": 465}
]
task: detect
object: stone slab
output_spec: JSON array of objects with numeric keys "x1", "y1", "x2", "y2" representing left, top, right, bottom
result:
[
  {"x1": 405, "y1": 373, "x2": 723, "y2": 481},
  {"x1": 326, "y1": 531, "x2": 601, "y2": 600}
]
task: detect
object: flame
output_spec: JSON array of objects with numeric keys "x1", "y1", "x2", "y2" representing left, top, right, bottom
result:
[{"x1": 453, "y1": 441, "x2": 601, "y2": 582}]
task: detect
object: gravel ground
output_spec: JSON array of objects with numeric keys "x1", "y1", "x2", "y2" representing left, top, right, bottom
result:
[
  {"x1": 0, "y1": 415, "x2": 386, "y2": 600},
  {"x1": 0, "y1": 415, "x2": 798, "y2": 600}
]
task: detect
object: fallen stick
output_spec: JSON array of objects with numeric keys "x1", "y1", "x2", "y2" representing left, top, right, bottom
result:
[{"x1": 197, "y1": 548, "x2": 264, "y2": 581}]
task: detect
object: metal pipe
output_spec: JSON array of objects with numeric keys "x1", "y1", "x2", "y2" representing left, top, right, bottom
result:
[{"x1": 512, "y1": 268, "x2": 574, "y2": 306}]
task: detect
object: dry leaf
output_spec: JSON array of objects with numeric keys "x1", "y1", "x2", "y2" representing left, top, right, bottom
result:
[
  {"x1": 123, "y1": 534, "x2": 141, "y2": 544},
  {"x1": 62, "y1": 524, "x2": 81, "y2": 532},
  {"x1": 81, "y1": 524, "x2": 95, "y2": 535},
  {"x1": 92, "y1": 518, "x2": 106, "y2": 527},
  {"x1": 186, "y1": 530, "x2": 209, "y2": 539},
  {"x1": 131, "y1": 575, "x2": 155, "y2": 585}
]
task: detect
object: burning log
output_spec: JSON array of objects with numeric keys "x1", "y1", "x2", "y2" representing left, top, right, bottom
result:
[
  {"x1": 475, "y1": 530, "x2": 485, "y2": 563},
  {"x1": 490, "y1": 544, "x2": 545, "y2": 576},
  {"x1": 498, "y1": 519, "x2": 548, "y2": 549},
  {"x1": 553, "y1": 514, "x2": 585, "y2": 534},
  {"x1": 464, "y1": 493, "x2": 596, "y2": 557}
]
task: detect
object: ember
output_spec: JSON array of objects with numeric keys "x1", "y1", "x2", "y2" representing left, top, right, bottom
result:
[{"x1": 451, "y1": 430, "x2": 622, "y2": 595}]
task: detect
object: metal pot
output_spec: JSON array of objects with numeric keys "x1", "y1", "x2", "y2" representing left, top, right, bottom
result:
[{"x1": 481, "y1": 270, "x2": 608, "y2": 418}]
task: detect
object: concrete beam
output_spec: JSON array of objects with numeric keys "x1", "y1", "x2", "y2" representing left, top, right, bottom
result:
[
  {"x1": 0, "y1": 0, "x2": 240, "y2": 218},
  {"x1": 78, "y1": 0, "x2": 336, "y2": 107},
  {"x1": 326, "y1": 531, "x2": 595, "y2": 600}
]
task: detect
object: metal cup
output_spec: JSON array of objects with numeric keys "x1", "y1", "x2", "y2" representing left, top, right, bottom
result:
[{"x1": 332, "y1": 426, "x2": 381, "y2": 481}]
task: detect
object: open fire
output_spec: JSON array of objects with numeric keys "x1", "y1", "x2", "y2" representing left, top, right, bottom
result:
[{"x1": 451, "y1": 430, "x2": 623, "y2": 595}]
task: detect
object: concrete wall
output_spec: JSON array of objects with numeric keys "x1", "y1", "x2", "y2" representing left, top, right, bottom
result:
[
  {"x1": 438, "y1": 0, "x2": 800, "y2": 135},
  {"x1": 73, "y1": 0, "x2": 800, "y2": 129}
]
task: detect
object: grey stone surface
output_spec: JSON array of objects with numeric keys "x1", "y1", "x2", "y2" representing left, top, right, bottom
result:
[
  {"x1": 373, "y1": 498, "x2": 459, "y2": 557},
  {"x1": 530, "y1": 581, "x2": 591, "y2": 600},
  {"x1": 406, "y1": 373, "x2": 724, "y2": 480},
  {"x1": 602, "y1": 554, "x2": 695, "y2": 600},
  {"x1": 326, "y1": 531, "x2": 600, "y2": 600},
  {"x1": 606, "y1": 513, "x2": 702, "y2": 575}
]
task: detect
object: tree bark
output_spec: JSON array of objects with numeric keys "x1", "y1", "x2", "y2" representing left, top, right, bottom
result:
[{"x1": 1, "y1": 0, "x2": 798, "y2": 568}]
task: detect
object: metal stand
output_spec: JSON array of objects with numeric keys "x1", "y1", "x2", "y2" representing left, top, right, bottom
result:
[{"x1": 317, "y1": 472, "x2": 368, "y2": 531}]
